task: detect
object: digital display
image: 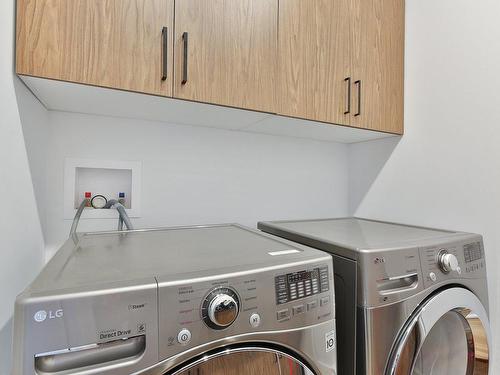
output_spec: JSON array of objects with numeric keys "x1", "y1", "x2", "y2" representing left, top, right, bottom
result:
[
  {"x1": 464, "y1": 242, "x2": 483, "y2": 263},
  {"x1": 287, "y1": 269, "x2": 318, "y2": 284},
  {"x1": 275, "y1": 266, "x2": 329, "y2": 305}
]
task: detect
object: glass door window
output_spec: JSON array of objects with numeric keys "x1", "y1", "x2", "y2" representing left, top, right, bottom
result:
[
  {"x1": 412, "y1": 310, "x2": 472, "y2": 374},
  {"x1": 171, "y1": 348, "x2": 314, "y2": 375},
  {"x1": 388, "y1": 288, "x2": 490, "y2": 375}
]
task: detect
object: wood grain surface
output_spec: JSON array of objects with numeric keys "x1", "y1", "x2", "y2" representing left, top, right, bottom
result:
[
  {"x1": 16, "y1": 0, "x2": 174, "y2": 96},
  {"x1": 16, "y1": 0, "x2": 404, "y2": 134},
  {"x1": 278, "y1": 0, "x2": 352, "y2": 126},
  {"x1": 469, "y1": 316, "x2": 489, "y2": 361},
  {"x1": 173, "y1": 0, "x2": 278, "y2": 113},
  {"x1": 350, "y1": 0, "x2": 405, "y2": 134},
  {"x1": 176, "y1": 351, "x2": 281, "y2": 375}
]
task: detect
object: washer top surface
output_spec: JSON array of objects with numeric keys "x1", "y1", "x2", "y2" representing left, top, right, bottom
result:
[
  {"x1": 259, "y1": 218, "x2": 477, "y2": 259},
  {"x1": 26, "y1": 224, "x2": 327, "y2": 296}
]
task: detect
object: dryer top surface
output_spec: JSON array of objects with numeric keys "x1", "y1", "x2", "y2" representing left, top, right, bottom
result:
[{"x1": 258, "y1": 218, "x2": 478, "y2": 259}]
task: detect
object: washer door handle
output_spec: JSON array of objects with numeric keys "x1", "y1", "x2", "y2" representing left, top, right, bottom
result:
[{"x1": 35, "y1": 335, "x2": 145, "y2": 373}]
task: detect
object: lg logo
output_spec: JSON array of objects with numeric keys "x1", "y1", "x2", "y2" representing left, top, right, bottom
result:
[
  {"x1": 34, "y1": 309, "x2": 63, "y2": 323},
  {"x1": 325, "y1": 330, "x2": 335, "y2": 353}
]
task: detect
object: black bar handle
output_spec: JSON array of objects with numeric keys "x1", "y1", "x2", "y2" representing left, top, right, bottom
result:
[
  {"x1": 354, "y1": 80, "x2": 361, "y2": 116},
  {"x1": 344, "y1": 77, "x2": 351, "y2": 114},
  {"x1": 182, "y1": 32, "x2": 188, "y2": 85},
  {"x1": 161, "y1": 27, "x2": 168, "y2": 81}
]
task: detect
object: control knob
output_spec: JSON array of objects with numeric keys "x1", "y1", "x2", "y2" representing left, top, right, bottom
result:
[
  {"x1": 438, "y1": 250, "x2": 459, "y2": 273},
  {"x1": 202, "y1": 287, "x2": 240, "y2": 329}
]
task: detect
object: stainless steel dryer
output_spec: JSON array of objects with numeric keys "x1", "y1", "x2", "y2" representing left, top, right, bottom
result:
[
  {"x1": 258, "y1": 218, "x2": 491, "y2": 375},
  {"x1": 12, "y1": 224, "x2": 336, "y2": 375}
]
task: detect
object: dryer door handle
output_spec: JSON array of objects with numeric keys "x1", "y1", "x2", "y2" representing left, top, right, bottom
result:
[
  {"x1": 35, "y1": 335, "x2": 146, "y2": 373},
  {"x1": 377, "y1": 272, "x2": 418, "y2": 295}
]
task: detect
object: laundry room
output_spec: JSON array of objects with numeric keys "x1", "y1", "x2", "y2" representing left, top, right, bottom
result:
[{"x1": 0, "y1": 0, "x2": 498, "y2": 374}]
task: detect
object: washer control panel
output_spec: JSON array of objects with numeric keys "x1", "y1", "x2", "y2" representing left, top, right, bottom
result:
[
  {"x1": 274, "y1": 266, "x2": 331, "y2": 324},
  {"x1": 275, "y1": 266, "x2": 329, "y2": 305},
  {"x1": 157, "y1": 260, "x2": 334, "y2": 360}
]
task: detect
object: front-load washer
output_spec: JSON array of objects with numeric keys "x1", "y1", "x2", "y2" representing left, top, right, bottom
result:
[
  {"x1": 258, "y1": 217, "x2": 491, "y2": 375},
  {"x1": 12, "y1": 224, "x2": 337, "y2": 375}
]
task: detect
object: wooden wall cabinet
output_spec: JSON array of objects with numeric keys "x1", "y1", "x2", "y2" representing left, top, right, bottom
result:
[
  {"x1": 278, "y1": 0, "x2": 352, "y2": 127},
  {"x1": 16, "y1": 0, "x2": 405, "y2": 139},
  {"x1": 173, "y1": 0, "x2": 278, "y2": 113},
  {"x1": 350, "y1": 0, "x2": 405, "y2": 133},
  {"x1": 278, "y1": 0, "x2": 404, "y2": 134},
  {"x1": 16, "y1": 0, "x2": 174, "y2": 97}
]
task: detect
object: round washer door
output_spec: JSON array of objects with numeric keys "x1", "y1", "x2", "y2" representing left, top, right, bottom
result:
[
  {"x1": 386, "y1": 287, "x2": 490, "y2": 375},
  {"x1": 169, "y1": 347, "x2": 315, "y2": 375}
]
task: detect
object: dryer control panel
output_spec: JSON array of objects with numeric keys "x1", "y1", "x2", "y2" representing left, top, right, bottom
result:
[
  {"x1": 463, "y1": 241, "x2": 485, "y2": 271},
  {"x1": 420, "y1": 238, "x2": 486, "y2": 288},
  {"x1": 358, "y1": 234, "x2": 486, "y2": 307}
]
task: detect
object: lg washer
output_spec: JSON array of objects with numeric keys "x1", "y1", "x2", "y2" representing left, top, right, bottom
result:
[
  {"x1": 12, "y1": 224, "x2": 337, "y2": 374},
  {"x1": 258, "y1": 217, "x2": 491, "y2": 375}
]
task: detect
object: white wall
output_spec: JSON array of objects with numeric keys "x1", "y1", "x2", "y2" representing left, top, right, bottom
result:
[
  {"x1": 15, "y1": 80, "x2": 50, "y2": 237},
  {"x1": 349, "y1": 0, "x2": 500, "y2": 371},
  {"x1": 44, "y1": 111, "x2": 350, "y2": 256},
  {"x1": 0, "y1": 0, "x2": 45, "y2": 373}
]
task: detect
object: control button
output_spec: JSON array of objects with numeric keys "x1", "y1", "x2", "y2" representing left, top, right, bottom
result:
[
  {"x1": 204, "y1": 289, "x2": 240, "y2": 329},
  {"x1": 277, "y1": 290, "x2": 288, "y2": 300},
  {"x1": 320, "y1": 296, "x2": 330, "y2": 307},
  {"x1": 249, "y1": 313, "x2": 261, "y2": 328},
  {"x1": 312, "y1": 279, "x2": 319, "y2": 294},
  {"x1": 319, "y1": 267, "x2": 330, "y2": 292},
  {"x1": 277, "y1": 309, "x2": 290, "y2": 321},
  {"x1": 429, "y1": 272, "x2": 437, "y2": 282},
  {"x1": 307, "y1": 300, "x2": 318, "y2": 311},
  {"x1": 177, "y1": 329, "x2": 191, "y2": 345},
  {"x1": 293, "y1": 305, "x2": 305, "y2": 315},
  {"x1": 209, "y1": 295, "x2": 238, "y2": 325},
  {"x1": 437, "y1": 250, "x2": 459, "y2": 273}
]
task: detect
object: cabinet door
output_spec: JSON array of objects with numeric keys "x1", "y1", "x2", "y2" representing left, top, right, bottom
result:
[
  {"x1": 173, "y1": 0, "x2": 278, "y2": 113},
  {"x1": 278, "y1": 0, "x2": 352, "y2": 126},
  {"x1": 350, "y1": 0, "x2": 405, "y2": 133},
  {"x1": 16, "y1": 0, "x2": 174, "y2": 96}
]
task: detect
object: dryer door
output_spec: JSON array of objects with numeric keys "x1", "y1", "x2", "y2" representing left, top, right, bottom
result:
[
  {"x1": 386, "y1": 287, "x2": 490, "y2": 375},
  {"x1": 169, "y1": 347, "x2": 314, "y2": 375}
]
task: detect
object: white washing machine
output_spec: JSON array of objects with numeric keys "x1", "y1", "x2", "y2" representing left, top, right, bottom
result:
[
  {"x1": 259, "y1": 218, "x2": 491, "y2": 375},
  {"x1": 12, "y1": 224, "x2": 337, "y2": 374}
]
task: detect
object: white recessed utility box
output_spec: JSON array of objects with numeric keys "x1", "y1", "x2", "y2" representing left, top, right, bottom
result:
[{"x1": 64, "y1": 158, "x2": 142, "y2": 219}]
